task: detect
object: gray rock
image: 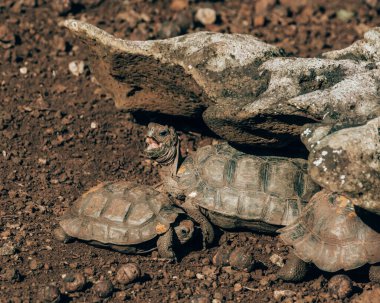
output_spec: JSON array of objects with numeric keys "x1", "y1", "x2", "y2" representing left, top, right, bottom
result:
[
  {"x1": 305, "y1": 117, "x2": 380, "y2": 215},
  {"x1": 63, "y1": 19, "x2": 380, "y2": 147}
]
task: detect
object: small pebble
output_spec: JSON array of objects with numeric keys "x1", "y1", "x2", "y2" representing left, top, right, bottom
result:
[
  {"x1": 38, "y1": 158, "x2": 47, "y2": 165},
  {"x1": 336, "y1": 9, "x2": 355, "y2": 22},
  {"x1": 2, "y1": 268, "x2": 22, "y2": 283},
  {"x1": 0, "y1": 242, "x2": 16, "y2": 256},
  {"x1": 185, "y1": 269, "x2": 195, "y2": 279},
  {"x1": 116, "y1": 263, "x2": 141, "y2": 285},
  {"x1": 19, "y1": 67, "x2": 28, "y2": 75},
  {"x1": 190, "y1": 295, "x2": 210, "y2": 303},
  {"x1": 68, "y1": 60, "x2": 84, "y2": 76},
  {"x1": 38, "y1": 285, "x2": 61, "y2": 303},
  {"x1": 212, "y1": 249, "x2": 231, "y2": 267},
  {"x1": 351, "y1": 286, "x2": 380, "y2": 303},
  {"x1": 195, "y1": 8, "x2": 217, "y2": 25},
  {"x1": 115, "y1": 290, "x2": 130, "y2": 300},
  {"x1": 328, "y1": 274, "x2": 353, "y2": 299},
  {"x1": 229, "y1": 247, "x2": 254, "y2": 272},
  {"x1": 170, "y1": 0, "x2": 189, "y2": 11},
  {"x1": 63, "y1": 273, "x2": 86, "y2": 293},
  {"x1": 273, "y1": 290, "x2": 296, "y2": 301},
  {"x1": 29, "y1": 259, "x2": 40, "y2": 270},
  {"x1": 234, "y1": 283, "x2": 242, "y2": 292},
  {"x1": 93, "y1": 279, "x2": 113, "y2": 298},
  {"x1": 269, "y1": 254, "x2": 284, "y2": 267}
]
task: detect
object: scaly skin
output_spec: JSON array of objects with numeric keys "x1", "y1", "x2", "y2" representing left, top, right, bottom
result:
[
  {"x1": 369, "y1": 264, "x2": 380, "y2": 283},
  {"x1": 181, "y1": 199, "x2": 215, "y2": 249},
  {"x1": 277, "y1": 253, "x2": 308, "y2": 282},
  {"x1": 157, "y1": 227, "x2": 176, "y2": 260}
]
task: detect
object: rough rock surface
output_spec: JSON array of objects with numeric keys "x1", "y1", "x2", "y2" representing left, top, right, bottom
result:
[
  {"x1": 304, "y1": 117, "x2": 380, "y2": 215},
  {"x1": 64, "y1": 20, "x2": 380, "y2": 147}
]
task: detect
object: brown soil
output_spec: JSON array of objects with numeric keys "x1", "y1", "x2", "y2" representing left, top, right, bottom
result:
[{"x1": 0, "y1": 0, "x2": 379, "y2": 302}]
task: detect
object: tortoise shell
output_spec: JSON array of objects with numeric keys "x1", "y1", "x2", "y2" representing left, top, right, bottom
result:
[
  {"x1": 279, "y1": 190, "x2": 380, "y2": 272},
  {"x1": 176, "y1": 143, "x2": 319, "y2": 227},
  {"x1": 59, "y1": 181, "x2": 180, "y2": 246}
]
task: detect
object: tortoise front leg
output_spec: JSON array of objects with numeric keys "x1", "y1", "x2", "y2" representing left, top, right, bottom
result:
[
  {"x1": 181, "y1": 198, "x2": 214, "y2": 249},
  {"x1": 53, "y1": 226, "x2": 73, "y2": 243},
  {"x1": 276, "y1": 252, "x2": 308, "y2": 282},
  {"x1": 157, "y1": 227, "x2": 176, "y2": 261},
  {"x1": 369, "y1": 264, "x2": 380, "y2": 283}
]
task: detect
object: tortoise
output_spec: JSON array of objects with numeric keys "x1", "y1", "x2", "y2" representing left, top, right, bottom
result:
[
  {"x1": 277, "y1": 190, "x2": 380, "y2": 282},
  {"x1": 301, "y1": 117, "x2": 380, "y2": 215},
  {"x1": 53, "y1": 181, "x2": 195, "y2": 260},
  {"x1": 145, "y1": 123, "x2": 320, "y2": 247}
]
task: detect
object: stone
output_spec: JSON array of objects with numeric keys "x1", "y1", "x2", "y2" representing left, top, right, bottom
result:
[
  {"x1": 115, "y1": 263, "x2": 141, "y2": 285},
  {"x1": 336, "y1": 9, "x2": 355, "y2": 22},
  {"x1": 195, "y1": 8, "x2": 217, "y2": 25},
  {"x1": 62, "y1": 273, "x2": 86, "y2": 293},
  {"x1": 93, "y1": 279, "x2": 113, "y2": 298},
  {"x1": 351, "y1": 287, "x2": 380, "y2": 303},
  {"x1": 305, "y1": 117, "x2": 380, "y2": 215},
  {"x1": 64, "y1": 20, "x2": 380, "y2": 147},
  {"x1": 273, "y1": 290, "x2": 296, "y2": 301},
  {"x1": 170, "y1": 0, "x2": 189, "y2": 11},
  {"x1": 228, "y1": 247, "x2": 254, "y2": 272},
  {"x1": 19, "y1": 67, "x2": 28, "y2": 75},
  {"x1": 0, "y1": 242, "x2": 16, "y2": 256},
  {"x1": 269, "y1": 254, "x2": 284, "y2": 267},
  {"x1": 328, "y1": 275, "x2": 353, "y2": 299},
  {"x1": 38, "y1": 285, "x2": 61, "y2": 303},
  {"x1": 68, "y1": 60, "x2": 84, "y2": 76}
]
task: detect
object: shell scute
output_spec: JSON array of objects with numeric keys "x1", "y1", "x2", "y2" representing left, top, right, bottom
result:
[
  {"x1": 279, "y1": 190, "x2": 380, "y2": 271},
  {"x1": 266, "y1": 161, "x2": 299, "y2": 197},
  {"x1": 101, "y1": 197, "x2": 132, "y2": 223},
  {"x1": 126, "y1": 202, "x2": 155, "y2": 226},
  {"x1": 201, "y1": 156, "x2": 226, "y2": 187},
  {"x1": 232, "y1": 157, "x2": 264, "y2": 190},
  {"x1": 59, "y1": 181, "x2": 178, "y2": 246},
  {"x1": 219, "y1": 187, "x2": 239, "y2": 214},
  {"x1": 91, "y1": 221, "x2": 109, "y2": 240},
  {"x1": 238, "y1": 192, "x2": 267, "y2": 220},
  {"x1": 80, "y1": 193, "x2": 108, "y2": 218}
]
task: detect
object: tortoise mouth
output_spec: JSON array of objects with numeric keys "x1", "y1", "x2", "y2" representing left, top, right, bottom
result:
[
  {"x1": 145, "y1": 136, "x2": 167, "y2": 160},
  {"x1": 145, "y1": 136, "x2": 162, "y2": 151}
]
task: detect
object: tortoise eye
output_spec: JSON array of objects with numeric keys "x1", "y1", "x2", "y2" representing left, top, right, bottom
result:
[{"x1": 159, "y1": 130, "x2": 169, "y2": 137}]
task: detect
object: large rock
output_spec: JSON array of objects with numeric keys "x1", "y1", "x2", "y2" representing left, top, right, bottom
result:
[
  {"x1": 63, "y1": 20, "x2": 380, "y2": 147},
  {"x1": 303, "y1": 117, "x2": 380, "y2": 215}
]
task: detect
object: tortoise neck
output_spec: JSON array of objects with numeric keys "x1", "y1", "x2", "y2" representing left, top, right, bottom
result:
[{"x1": 158, "y1": 141, "x2": 181, "y2": 178}]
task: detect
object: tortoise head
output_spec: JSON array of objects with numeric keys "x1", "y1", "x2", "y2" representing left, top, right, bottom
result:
[
  {"x1": 145, "y1": 123, "x2": 178, "y2": 165},
  {"x1": 174, "y1": 219, "x2": 195, "y2": 244}
]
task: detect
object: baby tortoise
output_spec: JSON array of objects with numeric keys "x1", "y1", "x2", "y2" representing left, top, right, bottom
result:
[
  {"x1": 53, "y1": 181, "x2": 194, "y2": 260},
  {"x1": 145, "y1": 123, "x2": 320, "y2": 247},
  {"x1": 301, "y1": 117, "x2": 380, "y2": 215},
  {"x1": 277, "y1": 190, "x2": 380, "y2": 282}
]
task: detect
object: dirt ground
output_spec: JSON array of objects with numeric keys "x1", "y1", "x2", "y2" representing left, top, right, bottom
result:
[{"x1": 0, "y1": 0, "x2": 379, "y2": 302}]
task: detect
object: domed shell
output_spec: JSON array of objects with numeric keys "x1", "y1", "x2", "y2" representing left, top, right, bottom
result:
[
  {"x1": 59, "y1": 181, "x2": 180, "y2": 245},
  {"x1": 177, "y1": 143, "x2": 319, "y2": 226},
  {"x1": 279, "y1": 190, "x2": 380, "y2": 272}
]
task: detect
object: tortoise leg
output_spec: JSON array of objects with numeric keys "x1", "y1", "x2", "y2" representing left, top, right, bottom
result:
[
  {"x1": 53, "y1": 226, "x2": 73, "y2": 244},
  {"x1": 181, "y1": 198, "x2": 214, "y2": 249},
  {"x1": 369, "y1": 264, "x2": 380, "y2": 283},
  {"x1": 277, "y1": 252, "x2": 308, "y2": 282},
  {"x1": 157, "y1": 227, "x2": 176, "y2": 261}
]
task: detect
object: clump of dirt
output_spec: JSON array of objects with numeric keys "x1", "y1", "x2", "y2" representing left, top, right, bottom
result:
[{"x1": 0, "y1": 0, "x2": 379, "y2": 301}]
